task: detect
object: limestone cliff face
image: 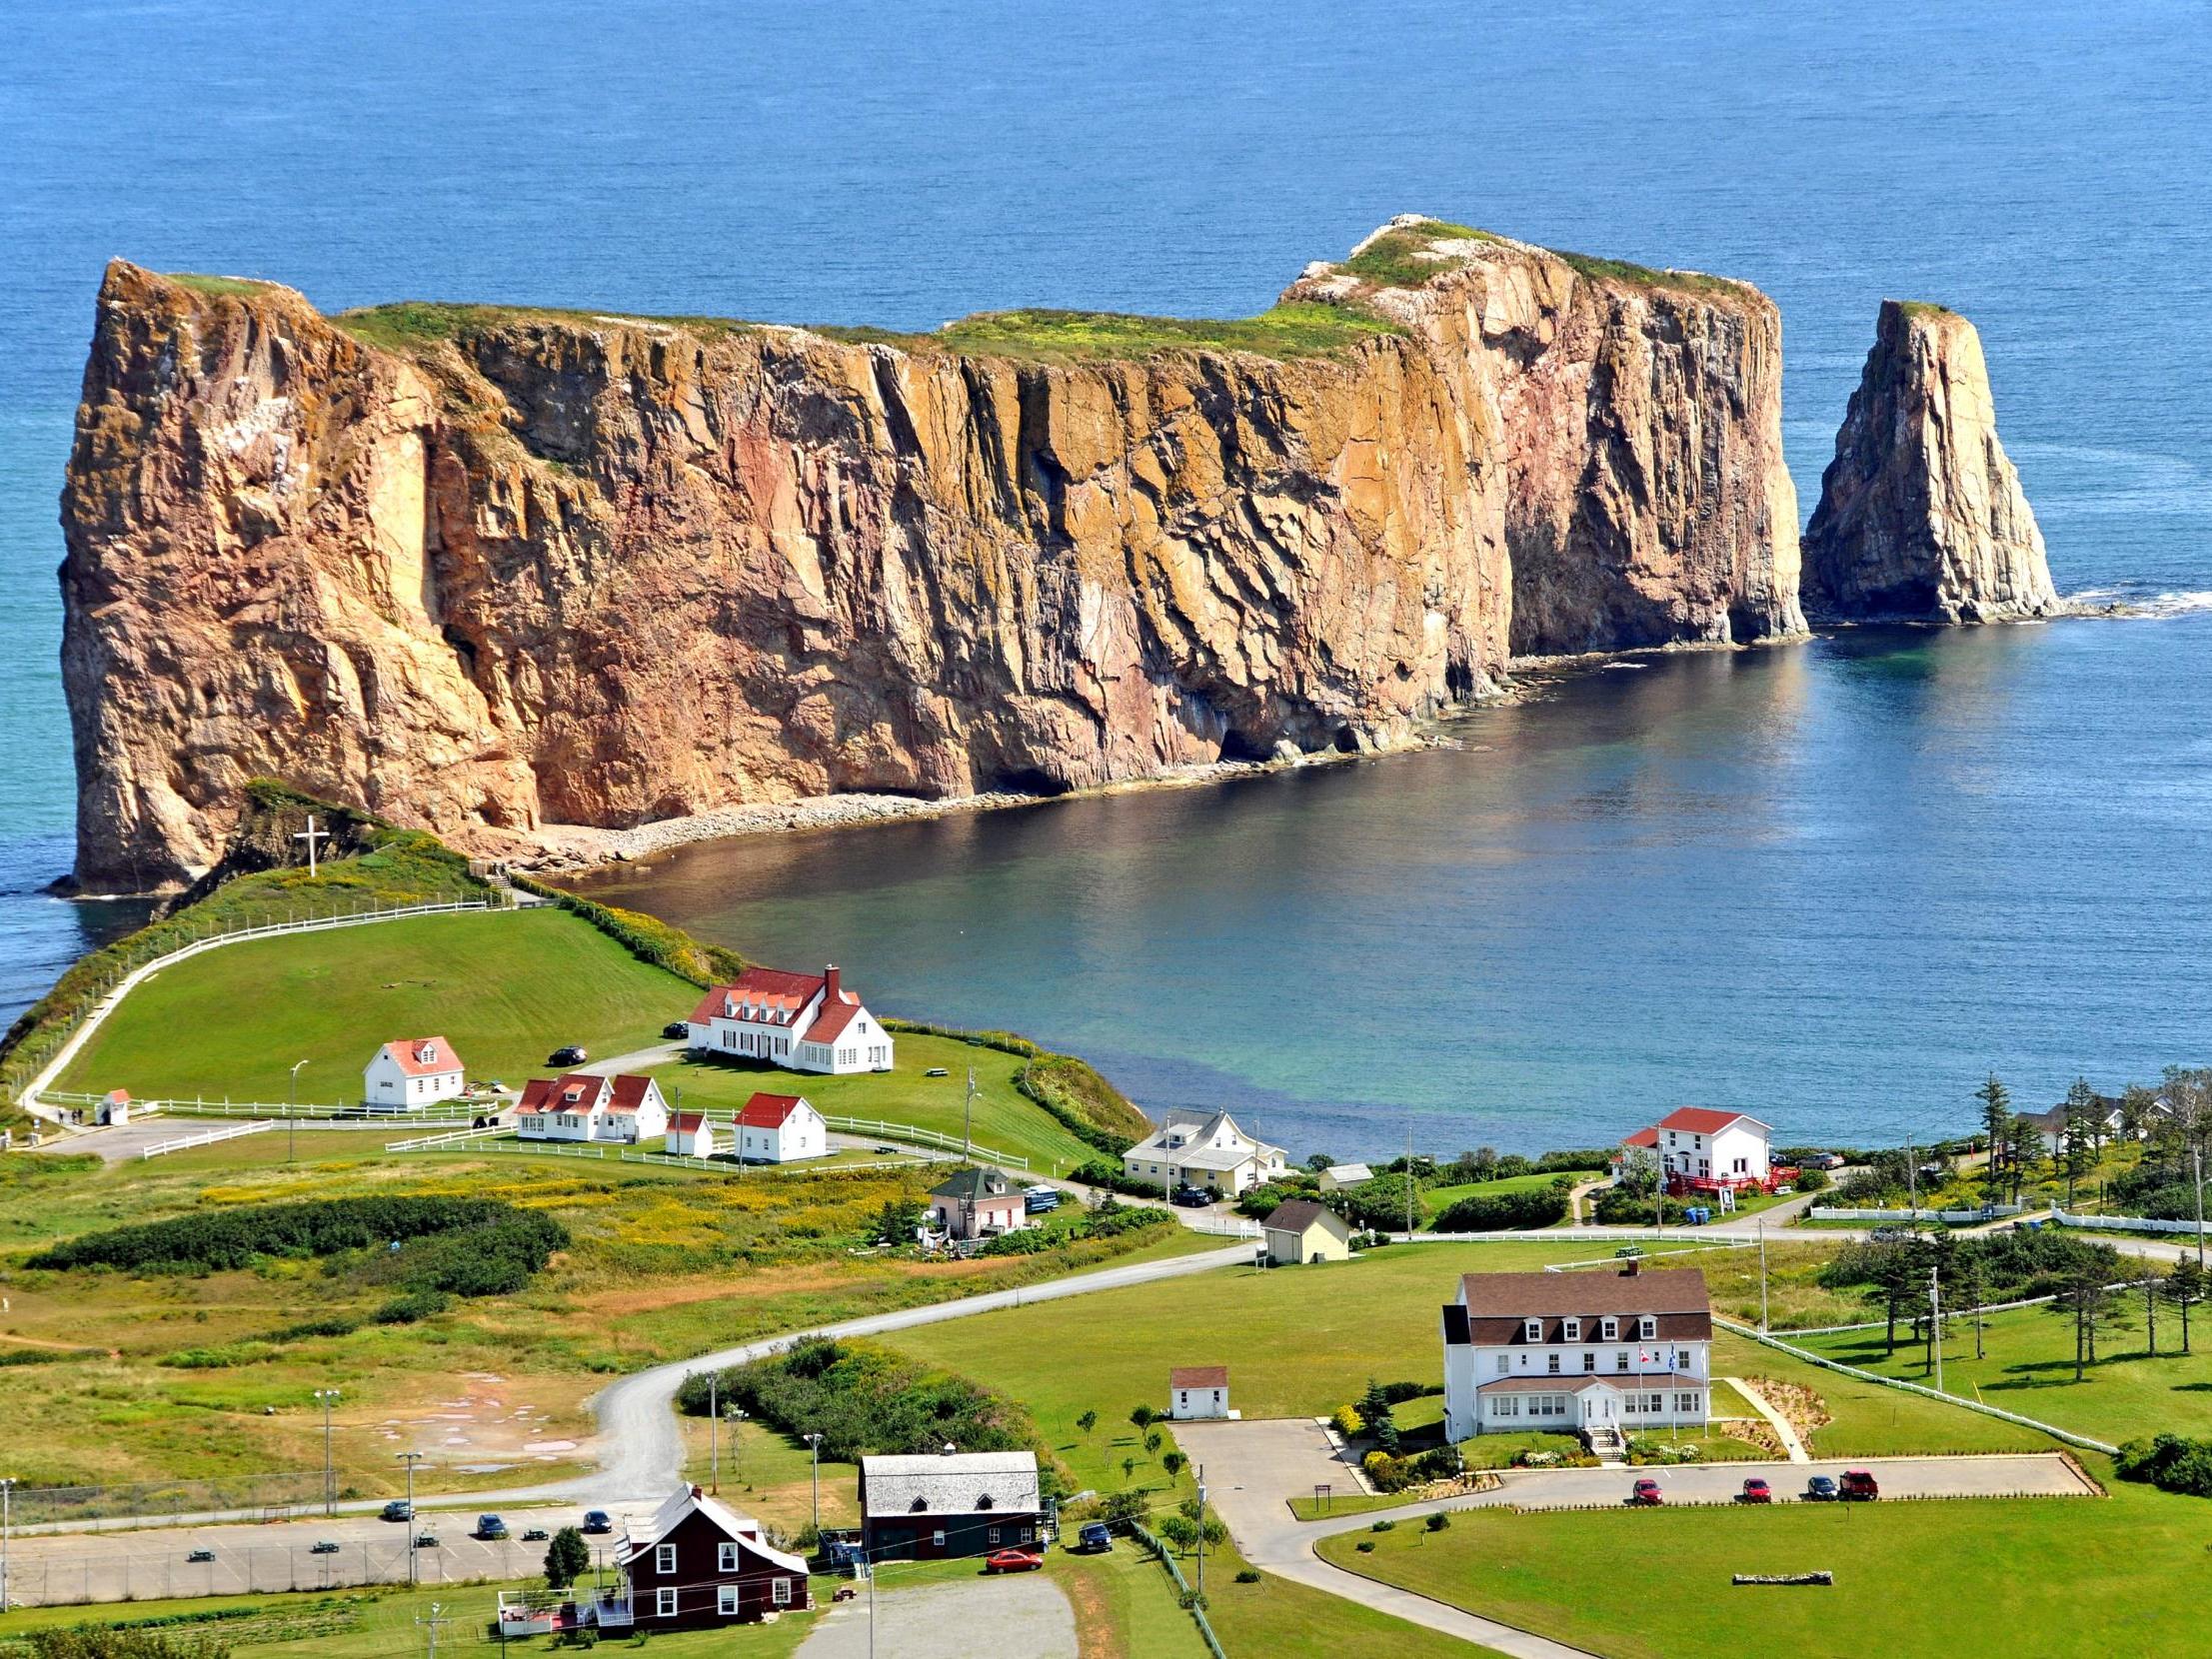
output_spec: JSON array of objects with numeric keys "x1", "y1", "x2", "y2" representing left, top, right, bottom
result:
[
  {"x1": 61, "y1": 221, "x2": 1805, "y2": 891},
  {"x1": 1802, "y1": 301, "x2": 2057, "y2": 624}
]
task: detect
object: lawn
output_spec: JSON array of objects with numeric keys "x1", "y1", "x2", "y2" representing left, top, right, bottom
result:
[
  {"x1": 1790, "y1": 1296, "x2": 2212, "y2": 1447},
  {"x1": 648, "y1": 1033, "x2": 1099, "y2": 1174},
  {"x1": 1316, "y1": 1468, "x2": 2212, "y2": 1659},
  {"x1": 58, "y1": 908, "x2": 690, "y2": 1107},
  {"x1": 812, "y1": 301, "x2": 1403, "y2": 363},
  {"x1": 1420, "y1": 1168, "x2": 1600, "y2": 1218}
]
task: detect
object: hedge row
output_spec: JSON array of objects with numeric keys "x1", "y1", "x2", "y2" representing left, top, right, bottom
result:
[
  {"x1": 1430, "y1": 1187, "x2": 1568, "y2": 1231},
  {"x1": 879, "y1": 1019, "x2": 1147, "y2": 1155},
  {"x1": 2117, "y1": 1433, "x2": 2212, "y2": 1498},
  {"x1": 509, "y1": 874, "x2": 747, "y2": 987}
]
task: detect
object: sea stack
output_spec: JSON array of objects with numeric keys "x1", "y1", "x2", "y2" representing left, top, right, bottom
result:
[{"x1": 1802, "y1": 300, "x2": 2058, "y2": 625}]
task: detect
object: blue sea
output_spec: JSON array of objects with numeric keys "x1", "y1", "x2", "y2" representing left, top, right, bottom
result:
[{"x1": 4, "y1": 1, "x2": 2208, "y2": 1154}]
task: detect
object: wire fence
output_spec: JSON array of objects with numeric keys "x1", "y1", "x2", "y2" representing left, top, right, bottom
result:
[
  {"x1": 0, "y1": 1532, "x2": 561, "y2": 1609},
  {"x1": 1128, "y1": 1523, "x2": 1228, "y2": 1659},
  {"x1": 5, "y1": 1471, "x2": 330, "y2": 1531}
]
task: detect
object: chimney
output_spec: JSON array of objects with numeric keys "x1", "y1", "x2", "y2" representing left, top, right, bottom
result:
[
  {"x1": 691, "y1": 1483, "x2": 704, "y2": 1498},
  {"x1": 825, "y1": 963, "x2": 842, "y2": 1001}
]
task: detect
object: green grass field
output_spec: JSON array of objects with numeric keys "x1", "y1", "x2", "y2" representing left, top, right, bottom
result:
[
  {"x1": 648, "y1": 1034, "x2": 1098, "y2": 1173},
  {"x1": 1317, "y1": 1468, "x2": 2208, "y2": 1659},
  {"x1": 1791, "y1": 1296, "x2": 2212, "y2": 1446},
  {"x1": 58, "y1": 909, "x2": 689, "y2": 1106},
  {"x1": 1420, "y1": 1168, "x2": 1600, "y2": 1218}
]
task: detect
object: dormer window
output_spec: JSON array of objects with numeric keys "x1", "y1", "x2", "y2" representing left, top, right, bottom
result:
[
  {"x1": 911, "y1": 1496, "x2": 929, "y2": 1512},
  {"x1": 1638, "y1": 1316, "x2": 1656, "y2": 1339},
  {"x1": 1523, "y1": 1318, "x2": 1541, "y2": 1342},
  {"x1": 1563, "y1": 1319, "x2": 1581, "y2": 1341},
  {"x1": 977, "y1": 1494, "x2": 994, "y2": 1510},
  {"x1": 1601, "y1": 1317, "x2": 1618, "y2": 1340}
]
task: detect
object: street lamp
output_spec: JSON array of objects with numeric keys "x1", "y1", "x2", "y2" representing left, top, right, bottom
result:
[
  {"x1": 397, "y1": 1452, "x2": 425, "y2": 1583},
  {"x1": 727, "y1": 1406, "x2": 749, "y2": 1496},
  {"x1": 2, "y1": 1475, "x2": 14, "y2": 1616},
  {"x1": 313, "y1": 1389, "x2": 341, "y2": 1515},
  {"x1": 287, "y1": 1059, "x2": 308, "y2": 1162}
]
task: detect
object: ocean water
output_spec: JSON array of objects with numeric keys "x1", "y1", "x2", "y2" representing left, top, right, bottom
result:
[{"x1": 3, "y1": 2, "x2": 2207, "y2": 1152}]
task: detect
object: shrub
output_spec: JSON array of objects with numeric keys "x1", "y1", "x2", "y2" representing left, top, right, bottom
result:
[
  {"x1": 1793, "y1": 1166, "x2": 1829, "y2": 1193},
  {"x1": 545, "y1": 1525, "x2": 593, "y2": 1588},
  {"x1": 508, "y1": 875, "x2": 745, "y2": 987},
  {"x1": 1234, "y1": 1568, "x2": 1260, "y2": 1584},
  {"x1": 1425, "y1": 1512, "x2": 1451, "y2": 1532},
  {"x1": 1370, "y1": 1519, "x2": 1396, "y2": 1532},
  {"x1": 1015, "y1": 1054, "x2": 1147, "y2": 1153},
  {"x1": 2118, "y1": 1434, "x2": 2212, "y2": 1498},
  {"x1": 29, "y1": 1196, "x2": 561, "y2": 1276},
  {"x1": 1354, "y1": 1539, "x2": 1375, "y2": 1553},
  {"x1": 1330, "y1": 1405, "x2": 1363, "y2": 1438},
  {"x1": 373, "y1": 1291, "x2": 454, "y2": 1325},
  {"x1": 266, "y1": 1317, "x2": 362, "y2": 1342},
  {"x1": 1430, "y1": 1189, "x2": 1568, "y2": 1231}
]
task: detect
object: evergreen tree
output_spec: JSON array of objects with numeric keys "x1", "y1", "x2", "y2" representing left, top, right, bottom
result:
[
  {"x1": 2061, "y1": 1079, "x2": 2099, "y2": 1207},
  {"x1": 1977, "y1": 1075, "x2": 2012, "y2": 1204},
  {"x1": 2045, "y1": 1247, "x2": 2126, "y2": 1381},
  {"x1": 2166, "y1": 1259, "x2": 2207, "y2": 1356},
  {"x1": 544, "y1": 1525, "x2": 591, "y2": 1589}
]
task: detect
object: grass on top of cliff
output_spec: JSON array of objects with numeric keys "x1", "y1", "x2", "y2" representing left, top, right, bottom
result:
[
  {"x1": 1549, "y1": 248, "x2": 1746, "y2": 299},
  {"x1": 332, "y1": 299, "x2": 758, "y2": 352},
  {"x1": 1336, "y1": 218, "x2": 1501, "y2": 287},
  {"x1": 812, "y1": 302, "x2": 1402, "y2": 363}
]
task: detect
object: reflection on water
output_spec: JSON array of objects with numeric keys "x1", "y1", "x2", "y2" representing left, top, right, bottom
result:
[{"x1": 577, "y1": 617, "x2": 2212, "y2": 1160}]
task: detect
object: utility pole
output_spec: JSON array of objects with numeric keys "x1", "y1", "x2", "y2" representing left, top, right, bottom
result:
[
  {"x1": 709, "y1": 1373, "x2": 719, "y2": 1494},
  {"x1": 1906, "y1": 1130, "x2": 1917, "y2": 1226},
  {"x1": 729, "y1": 1406, "x2": 748, "y2": 1494},
  {"x1": 314, "y1": 1388, "x2": 341, "y2": 1515},
  {"x1": 1929, "y1": 1266, "x2": 1945, "y2": 1394},
  {"x1": 964, "y1": 1067, "x2": 976, "y2": 1162},
  {"x1": 288, "y1": 1058, "x2": 308, "y2": 1161},
  {"x1": 1403, "y1": 1122, "x2": 1414, "y2": 1240},
  {"x1": 397, "y1": 1452, "x2": 425, "y2": 1583},
  {"x1": 2195, "y1": 1146, "x2": 2206, "y2": 1272},
  {"x1": 1195, "y1": 1465, "x2": 1207, "y2": 1601},
  {"x1": 805, "y1": 1433, "x2": 823, "y2": 1535},
  {"x1": 1757, "y1": 1216, "x2": 1769, "y2": 1334},
  {"x1": 416, "y1": 1599, "x2": 449, "y2": 1658},
  {"x1": 2, "y1": 1475, "x2": 13, "y2": 1616}
]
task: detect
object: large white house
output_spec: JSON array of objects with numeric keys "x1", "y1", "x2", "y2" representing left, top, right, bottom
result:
[
  {"x1": 687, "y1": 964, "x2": 893, "y2": 1075},
  {"x1": 362, "y1": 1036, "x2": 466, "y2": 1112},
  {"x1": 1628, "y1": 1107, "x2": 1774, "y2": 1189},
  {"x1": 736, "y1": 1092, "x2": 828, "y2": 1163},
  {"x1": 516, "y1": 1073, "x2": 670, "y2": 1143},
  {"x1": 1441, "y1": 1266, "x2": 1713, "y2": 1447},
  {"x1": 1122, "y1": 1109, "x2": 1287, "y2": 1196}
]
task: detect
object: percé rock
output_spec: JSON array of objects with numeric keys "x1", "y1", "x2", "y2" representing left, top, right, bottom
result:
[
  {"x1": 59, "y1": 218, "x2": 1804, "y2": 891},
  {"x1": 1802, "y1": 300, "x2": 2057, "y2": 625}
]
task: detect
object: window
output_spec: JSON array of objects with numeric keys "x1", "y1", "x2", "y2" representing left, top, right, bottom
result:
[
  {"x1": 719, "y1": 1542, "x2": 738, "y2": 1571},
  {"x1": 988, "y1": 1526, "x2": 1001, "y2": 1546},
  {"x1": 656, "y1": 1544, "x2": 677, "y2": 1575},
  {"x1": 1523, "y1": 1318, "x2": 1541, "y2": 1341},
  {"x1": 1601, "y1": 1318, "x2": 1618, "y2": 1340},
  {"x1": 1490, "y1": 1394, "x2": 1520, "y2": 1418},
  {"x1": 1583, "y1": 1351, "x2": 1597, "y2": 1372},
  {"x1": 1676, "y1": 1392, "x2": 1700, "y2": 1414},
  {"x1": 932, "y1": 1529, "x2": 946, "y2": 1549},
  {"x1": 1638, "y1": 1316, "x2": 1656, "y2": 1339},
  {"x1": 773, "y1": 1578, "x2": 792, "y2": 1607},
  {"x1": 977, "y1": 1494, "x2": 995, "y2": 1510},
  {"x1": 1615, "y1": 1351, "x2": 1630, "y2": 1370},
  {"x1": 1674, "y1": 1349, "x2": 1691, "y2": 1371},
  {"x1": 719, "y1": 1586, "x2": 740, "y2": 1616},
  {"x1": 1546, "y1": 1353, "x2": 1560, "y2": 1374},
  {"x1": 1645, "y1": 1393, "x2": 1663, "y2": 1413},
  {"x1": 1495, "y1": 1355, "x2": 1509, "y2": 1375},
  {"x1": 1562, "y1": 1319, "x2": 1580, "y2": 1341},
  {"x1": 657, "y1": 1589, "x2": 678, "y2": 1618}
]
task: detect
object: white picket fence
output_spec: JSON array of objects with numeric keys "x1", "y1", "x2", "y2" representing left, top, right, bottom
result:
[
  {"x1": 2052, "y1": 1206, "x2": 2212, "y2": 1238},
  {"x1": 821, "y1": 1113, "x2": 1030, "y2": 1172},
  {"x1": 1809, "y1": 1205, "x2": 2024, "y2": 1225},
  {"x1": 384, "y1": 1123, "x2": 512, "y2": 1152},
  {"x1": 392, "y1": 1135, "x2": 927, "y2": 1179},
  {"x1": 140, "y1": 1120, "x2": 274, "y2": 1160}
]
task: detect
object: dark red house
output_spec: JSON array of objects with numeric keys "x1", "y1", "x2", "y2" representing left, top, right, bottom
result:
[
  {"x1": 858, "y1": 1449, "x2": 1043, "y2": 1560},
  {"x1": 608, "y1": 1484, "x2": 811, "y2": 1630}
]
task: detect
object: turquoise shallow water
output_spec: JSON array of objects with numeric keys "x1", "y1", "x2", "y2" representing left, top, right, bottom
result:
[{"x1": 3, "y1": 2, "x2": 2208, "y2": 1151}]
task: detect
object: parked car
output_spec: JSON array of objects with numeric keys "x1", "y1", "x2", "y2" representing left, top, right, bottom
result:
[
  {"x1": 186, "y1": 1548, "x2": 215, "y2": 1563},
  {"x1": 582, "y1": 1509, "x2": 615, "y2": 1534},
  {"x1": 549, "y1": 1045, "x2": 587, "y2": 1065},
  {"x1": 475, "y1": 1513, "x2": 508, "y2": 1539},
  {"x1": 1074, "y1": 1521, "x2": 1113, "y2": 1553},
  {"x1": 522, "y1": 1527, "x2": 550, "y2": 1542},
  {"x1": 875, "y1": 1144, "x2": 899, "y2": 1154},
  {"x1": 381, "y1": 1500, "x2": 413, "y2": 1522},
  {"x1": 984, "y1": 1548, "x2": 1045, "y2": 1573},
  {"x1": 1628, "y1": 1478, "x2": 1663, "y2": 1506},
  {"x1": 1839, "y1": 1469, "x2": 1880, "y2": 1501},
  {"x1": 662, "y1": 1020, "x2": 692, "y2": 1040},
  {"x1": 1025, "y1": 1185, "x2": 1062, "y2": 1213},
  {"x1": 413, "y1": 1531, "x2": 440, "y2": 1549},
  {"x1": 311, "y1": 1539, "x2": 341, "y2": 1555},
  {"x1": 1804, "y1": 1475, "x2": 1839, "y2": 1502},
  {"x1": 1815, "y1": 1153, "x2": 1847, "y2": 1170},
  {"x1": 1738, "y1": 1478, "x2": 1772, "y2": 1504},
  {"x1": 1170, "y1": 1186, "x2": 1212, "y2": 1208},
  {"x1": 925, "y1": 1067, "x2": 950, "y2": 1077}
]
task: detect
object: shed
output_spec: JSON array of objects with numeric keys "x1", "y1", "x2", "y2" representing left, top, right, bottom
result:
[
  {"x1": 1261, "y1": 1197, "x2": 1353, "y2": 1265},
  {"x1": 1168, "y1": 1365, "x2": 1233, "y2": 1420}
]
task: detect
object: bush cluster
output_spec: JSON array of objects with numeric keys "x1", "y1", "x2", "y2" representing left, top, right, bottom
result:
[
  {"x1": 1362, "y1": 1447, "x2": 1460, "y2": 1492},
  {"x1": 2117, "y1": 1433, "x2": 2212, "y2": 1497},
  {"x1": 1016, "y1": 1053, "x2": 1145, "y2": 1154},
  {"x1": 675, "y1": 1338, "x2": 1051, "y2": 1479},
  {"x1": 1430, "y1": 1188, "x2": 1568, "y2": 1231},
  {"x1": 509, "y1": 876, "x2": 746, "y2": 987},
  {"x1": 1589, "y1": 1187, "x2": 1694, "y2": 1226},
  {"x1": 30, "y1": 1196, "x2": 543, "y2": 1273}
]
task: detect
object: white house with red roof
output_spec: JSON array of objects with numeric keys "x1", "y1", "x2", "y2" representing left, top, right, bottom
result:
[
  {"x1": 686, "y1": 964, "x2": 893, "y2": 1075},
  {"x1": 1441, "y1": 1265, "x2": 1714, "y2": 1446},
  {"x1": 362, "y1": 1036, "x2": 466, "y2": 1112},
  {"x1": 1617, "y1": 1107, "x2": 1775, "y2": 1192},
  {"x1": 736, "y1": 1092, "x2": 827, "y2": 1163},
  {"x1": 664, "y1": 1112, "x2": 725, "y2": 1158},
  {"x1": 516, "y1": 1073, "x2": 669, "y2": 1143}
]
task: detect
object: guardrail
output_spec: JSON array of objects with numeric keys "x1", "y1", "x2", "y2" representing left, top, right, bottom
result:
[
  {"x1": 141, "y1": 1120, "x2": 274, "y2": 1160},
  {"x1": 821, "y1": 1113, "x2": 1030, "y2": 1171}
]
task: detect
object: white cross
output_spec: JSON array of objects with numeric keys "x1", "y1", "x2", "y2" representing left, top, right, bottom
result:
[{"x1": 294, "y1": 814, "x2": 330, "y2": 876}]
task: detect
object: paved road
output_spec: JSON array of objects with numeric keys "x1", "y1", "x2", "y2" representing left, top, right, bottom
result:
[
  {"x1": 1174, "y1": 1416, "x2": 2095, "y2": 1658},
  {"x1": 796, "y1": 1575, "x2": 1076, "y2": 1659}
]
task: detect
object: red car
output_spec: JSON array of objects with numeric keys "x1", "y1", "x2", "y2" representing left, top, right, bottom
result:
[
  {"x1": 1739, "y1": 1478, "x2": 1772, "y2": 1504},
  {"x1": 984, "y1": 1548, "x2": 1045, "y2": 1573},
  {"x1": 1627, "y1": 1479, "x2": 1663, "y2": 1506},
  {"x1": 1839, "y1": 1469, "x2": 1880, "y2": 1501}
]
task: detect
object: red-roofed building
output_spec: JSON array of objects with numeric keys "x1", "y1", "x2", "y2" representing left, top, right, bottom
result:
[
  {"x1": 735, "y1": 1092, "x2": 828, "y2": 1164},
  {"x1": 362, "y1": 1036, "x2": 466, "y2": 1112},
  {"x1": 664, "y1": 1111, "x2": 726, "y2": 1158},
  {"x1": 517, "y1": 1073, "x2": 670, "y2": 1143},
  {"x1": 1618, "y1": 1108, "x2": 1775, "y2": 1192},
  {"x1": 686, "y1": 965, "x2": 893, "y2": 1075}
]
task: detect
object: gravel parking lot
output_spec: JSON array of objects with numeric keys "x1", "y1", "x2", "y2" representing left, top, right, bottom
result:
[{"x1": 796, "y1": 1575, "x2": 1076, "y2": 1659}]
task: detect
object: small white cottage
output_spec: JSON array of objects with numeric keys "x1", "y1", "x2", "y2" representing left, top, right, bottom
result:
[
  {"x1": 736, "y1": 1092, "x2": 828, "y2": 1163},
  {"x1": 664, "y1": 1112, "x2": 725, "y2": 1158},
  {"x1": 363, "y1": 1036, "x2": 466, "y2": 1112},
  {"x1": 1168, "y1": 1365, "x2": 1232, "y2": 1420}
]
